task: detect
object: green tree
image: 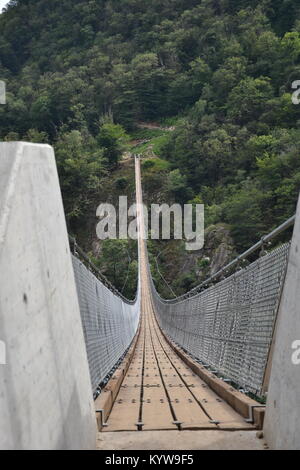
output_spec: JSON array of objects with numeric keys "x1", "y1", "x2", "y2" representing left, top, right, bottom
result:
[
  {"x1": 55, "y1": 129, "x2": 104, "y2": 221},
  {"x1": 226, "y1": 76, "x2": 274, "y2": 124},
  {"x1": 97, "y1": 121, "x2": 129, "y2": 169}
]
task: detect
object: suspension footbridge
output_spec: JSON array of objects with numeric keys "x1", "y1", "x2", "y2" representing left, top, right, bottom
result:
[
  {"x1": 0, "y1": 143, "x2": 299, "y2": 450},
  {"x1": 98, "y1": 158, "x2": 256, "y2": 432},
  {"x1": 73, "y1": 156, "x2": 292, "y2": 439}
]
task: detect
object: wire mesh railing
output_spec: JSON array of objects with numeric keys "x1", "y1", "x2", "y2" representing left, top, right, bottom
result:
[
  {"x1": 150, "y1": 219, "x2": 294, "y2": 398},
  {"x1": 70, "y1": 240, "x2": 140, "y2": 395},
  {"x1": 69, "y1": 235, "x2": 136, "y2": 304}
]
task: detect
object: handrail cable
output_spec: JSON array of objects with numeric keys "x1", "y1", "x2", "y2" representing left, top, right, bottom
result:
[{"x1": 153, "y1": 214, "x2": 296, "y2": 303}]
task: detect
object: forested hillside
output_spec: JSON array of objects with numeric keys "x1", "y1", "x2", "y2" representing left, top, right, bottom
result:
[{"x1": 1, "y1": 0, "x2": 300, "y2": 297}]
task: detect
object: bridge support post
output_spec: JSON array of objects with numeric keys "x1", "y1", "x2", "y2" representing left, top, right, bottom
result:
[
  {"x1": 0, "y1": 143, "x2": 97, "y2": 450},
  {"x1": 264, "y1": 193, "x2": 300, "y2": 450}
]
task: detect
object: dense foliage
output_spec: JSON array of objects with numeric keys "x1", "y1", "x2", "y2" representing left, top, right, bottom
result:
[{"x1": 1, "y1": 0, "x2": 300, "y2": 295}]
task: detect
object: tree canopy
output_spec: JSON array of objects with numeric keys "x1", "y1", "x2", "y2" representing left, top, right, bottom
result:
[{"x1": 1, "y1": 0, "x2": 300, "y2": 294}]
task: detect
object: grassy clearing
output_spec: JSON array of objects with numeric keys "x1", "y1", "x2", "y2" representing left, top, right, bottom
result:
[
  {"x1": 142, "y1": 157, "x2": 170, "y2": 172},
  {"x1": 130, "y1": 132, "x2": 171, "y2": 156},
  {"x1": 130, "y1": 128, "x2": 167, "y2": 140},
  {"x1": 151, "y1": 133, "x2": 170, "y2": 155}
]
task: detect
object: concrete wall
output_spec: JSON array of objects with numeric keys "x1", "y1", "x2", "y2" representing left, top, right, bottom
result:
[
  {"x1": 0, "y1": 142, "x2": 97, "y2": 450},
  {"x1": 264, "y1": 194, "x2": 300, "y2": 450}
]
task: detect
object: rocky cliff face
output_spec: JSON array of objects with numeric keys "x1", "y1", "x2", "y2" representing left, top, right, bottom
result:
[{"x1": 203, "y1": 224, "x2": 235, "y2": 277}]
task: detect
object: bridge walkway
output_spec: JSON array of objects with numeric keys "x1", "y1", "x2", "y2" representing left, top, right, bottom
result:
[{"x1": 101, "y1": 158, "x2": 255, "y2": 433}]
